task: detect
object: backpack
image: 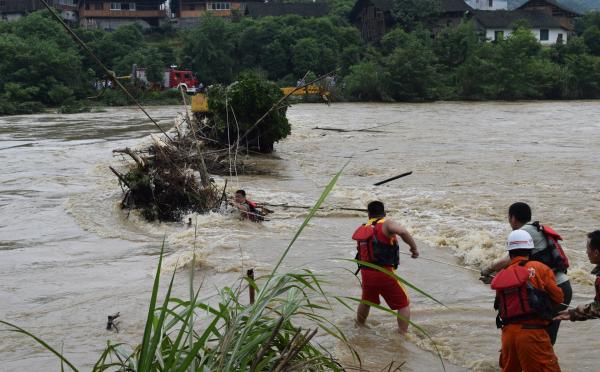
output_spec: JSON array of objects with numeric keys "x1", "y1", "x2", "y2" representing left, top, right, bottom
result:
[
  {"x1": 530, "y1": 222, "x2": 570, "y2": 272},
  {"x1": 491, "y1": 261, "x2": 554, "y2": 327}
]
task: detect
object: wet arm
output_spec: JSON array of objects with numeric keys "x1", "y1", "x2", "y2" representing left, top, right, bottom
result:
[
  {"x1": 384, "y1": 220, "x2": 418, "y2": 254},
  {"x1": 482, "y1": 256, "x2": 511, "y2": 276},
  {"x1": 568, "y1": 301, "x2": 600, "y2": 321}
]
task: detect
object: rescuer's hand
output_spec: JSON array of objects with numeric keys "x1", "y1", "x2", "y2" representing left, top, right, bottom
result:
[
  {"x1": 554, "y1": 310, "x2": 571, "y2": 321},
  {"x1": 479, "y1": 275, "x2": 493, "y2": 284}
]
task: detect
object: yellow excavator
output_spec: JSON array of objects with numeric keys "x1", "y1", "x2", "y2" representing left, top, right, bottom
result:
[{"x1": 191, "y1": 85, "x2": 330, "y2": 114}]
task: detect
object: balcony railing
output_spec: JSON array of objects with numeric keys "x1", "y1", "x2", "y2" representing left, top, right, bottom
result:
[{"x1": 79, "y1": 9, "x2": 167, "y2": 18}]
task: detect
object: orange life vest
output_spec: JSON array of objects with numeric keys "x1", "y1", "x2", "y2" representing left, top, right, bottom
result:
[
  {"x1": 352, "y1": 218, "x2": 400, "y2": 270},
  {"x1": 491, "y1": 260, "x2": 554, "y2": 327}
]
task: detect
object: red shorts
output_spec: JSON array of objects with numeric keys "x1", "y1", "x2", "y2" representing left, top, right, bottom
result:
[{"x1": 360, "y1": 267, "x2": 409, "y2": 310}]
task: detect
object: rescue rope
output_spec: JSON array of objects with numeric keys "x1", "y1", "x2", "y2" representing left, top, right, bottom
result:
[
  {"x1": 399, "y1": 251, "x2": 481, "y2": 273},
  {"x1": 399, "y1": 252, "x2": 574, "y2": 309}
]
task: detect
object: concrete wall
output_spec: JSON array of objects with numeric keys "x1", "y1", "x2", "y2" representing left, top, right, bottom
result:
[
  {"x1": 484, "y1": 27, "x2": 569, "y2": 44},
  {"x1": 467, "y1": 0, "x2": 508, "y2": 10},
  {"x1": 81, "y1": 17, "x2": 151, "y2": 30}
]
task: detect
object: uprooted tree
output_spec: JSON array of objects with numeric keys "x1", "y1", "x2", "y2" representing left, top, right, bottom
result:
[{"x1": 111, "y1": 72, "x2": 292, "y2": 221}]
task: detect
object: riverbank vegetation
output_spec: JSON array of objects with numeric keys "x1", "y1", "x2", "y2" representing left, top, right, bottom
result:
[{"x1": 2, "y1": 9, "x2": 600, "y2": 115}]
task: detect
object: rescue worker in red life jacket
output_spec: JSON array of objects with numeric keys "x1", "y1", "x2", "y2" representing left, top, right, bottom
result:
[
  {"x1": 354, "y1": 201, "x2": 419, "y2": 334},
  {"x1": 232, "y1": 190, "x2": 264, "y2": 222},
  {"x1": 554, "y1": 230, "x2": 600, "y2": 322},
  {"x1": 481, "y1": 202, "x2": 572, "y2": 345},
  {"x1": 492, "y1": 230, "x2": 563, "y2": 372}
]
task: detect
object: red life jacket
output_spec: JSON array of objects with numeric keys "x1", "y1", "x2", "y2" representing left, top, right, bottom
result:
[
  {"x1": 352, "y1": 218, "x2": 399, "y2": 270},
  {"x1": 491, "y1": 260, "x2": 554, "y2": 326},
  {"x1": 530, "y1": 222, "x2": 570, "y2": 272},
  {"x1": 243, "y1": 199, "x2": 264, "y2": 222}
]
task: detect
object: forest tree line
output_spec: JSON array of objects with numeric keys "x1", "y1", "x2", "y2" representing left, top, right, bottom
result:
[{"x1": 2, "y1": 9, "x2": 600, "y2": 114}]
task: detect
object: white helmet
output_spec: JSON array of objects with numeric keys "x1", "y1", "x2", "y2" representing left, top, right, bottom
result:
[{"x1": 506, "y1": 230, "x2": 534, "y2": 250}]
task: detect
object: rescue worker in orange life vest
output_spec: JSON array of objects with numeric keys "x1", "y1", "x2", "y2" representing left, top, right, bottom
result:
[
  {"x1": 492, "y1": 230, "x2": 563, "y2": 372},
  {"x1": 481, "y1": 202, "x2": 572, "y2": 345},
  {"x1": 354, "y1": 201, "x2": 419, "y2": 334},
  {"x1": 232, "y1": 190, "x2": 264, "y2": 222}
]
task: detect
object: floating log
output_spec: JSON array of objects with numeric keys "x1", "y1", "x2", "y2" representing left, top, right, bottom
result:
[
  {"x1": 312, "y1": 126, "x2": 385, "y2": 133},
  {"x1": 373, "y1": 171, "x2": 413, "y2": 186}
]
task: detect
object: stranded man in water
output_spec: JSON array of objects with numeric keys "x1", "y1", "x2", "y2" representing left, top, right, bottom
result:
[
  {"x1": 353, "y1": 201, "x2": 419, "y2": 334},
  {"x1": 555, "y1": 230, "x2": 600, "y2": 322},
  {"x1": 232, "y1": 190, "x2": 264, "y2": 222}
]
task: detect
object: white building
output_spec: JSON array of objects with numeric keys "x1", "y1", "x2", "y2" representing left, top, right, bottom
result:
[
  {"x1": 474, "y1": 10, "x2": 569, "y2": 45},
  {"x1": 466, "y1": 0, "x2": 508, "y2": 10}
]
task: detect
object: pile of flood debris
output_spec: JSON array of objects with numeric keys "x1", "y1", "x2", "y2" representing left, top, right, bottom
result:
[
  {"x1": 109, "y1": 118, "x2": 224, "y2": 221},
  {"x1": 110, "y1": 72, "x2": 291, "y2": 222}
]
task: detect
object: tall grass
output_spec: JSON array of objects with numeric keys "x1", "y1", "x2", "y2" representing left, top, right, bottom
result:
[{"x1": 1, "y1": 164, "x2": 448, "y2": 371}]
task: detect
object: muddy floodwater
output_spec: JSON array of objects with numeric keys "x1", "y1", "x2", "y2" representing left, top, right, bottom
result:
[{"x1": 1, "y1": 102, "x2": 600, "y2": 371}]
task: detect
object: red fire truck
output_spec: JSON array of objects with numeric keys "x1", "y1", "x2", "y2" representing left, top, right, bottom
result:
[
  {"x1": 133, "y1": 65, "x2": 200, "y2": 94},
  {"x1": 162, "y1": 68, "x2": 200, "y2": 94}
]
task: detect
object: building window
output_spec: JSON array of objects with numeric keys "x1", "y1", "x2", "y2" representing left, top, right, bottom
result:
[
  {"x1": 557, "y1": 33, "x2": 564, "y2": 43},
  {"x1": 111, "y1": 2, "x2": 136, "y2": 11},
  {"x1": 540, "y1": 29, "x2": 549, "y2": 41},
  {"x1": 209, "y1": 2, "x2": 231, "y2": 10},
  {"x1": 489, "y1": 0, "x2": 493, "y2": 7},
  {"x1": 494, "y1": 30, "x2": 504, "y2": 41}
]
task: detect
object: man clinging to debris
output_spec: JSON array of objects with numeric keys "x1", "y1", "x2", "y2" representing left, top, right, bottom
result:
[
  {"x1": 353, "y1": 200, "x2": 419, "y2": 334},
  {"x1": 232, "y1": 190, "x2": 265, "y2": 222}
]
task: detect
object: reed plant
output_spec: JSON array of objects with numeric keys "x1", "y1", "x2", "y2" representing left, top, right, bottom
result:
[{"x1": 1, "y1": 164, "x2": 447, "y2": 371}]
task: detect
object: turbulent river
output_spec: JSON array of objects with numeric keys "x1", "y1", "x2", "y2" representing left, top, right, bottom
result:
[{"x1": 1, "y1": 102, "x2": 600, "y2": 371}]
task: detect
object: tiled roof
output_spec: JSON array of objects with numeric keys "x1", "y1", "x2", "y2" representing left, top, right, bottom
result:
[
  {"x1": 516, "y1": 0, "x2": 582, "y2": 16},
  {"x1": 474, "y1": 9, "x2": 565, "y2": 28}
]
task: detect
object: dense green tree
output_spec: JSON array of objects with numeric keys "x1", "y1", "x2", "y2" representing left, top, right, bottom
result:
[
  {"x1": 564, "y1": 54, "x2": 600, "y2": 98},
  {"x1": 0, "y1": 12, "x2": 92, "y2": 114},
  {"x1": 343, "y1": 61, "x2": 390, "y2": 101},
  {"x1": 384, "y1": 34, "x2": 441, "y2": 100},
  {"x1": 433, "y1": 21, "x2": 479, "y2": 69},
  {"x1": 457, "y1": 27, "x2": 560, "y2": 99},
  {"x1": 180, "y1": 16, "x2": 237, "y2": 84},
  {"x1": 583, "y1": 25, "x2": 600, "y2": 55},
  {"x1": 113, "y1": 46, "x2": 166, "y2": 83},
  {"x1": 391, "y1": 0, "x2": 441, "y2": 31},
  {"x1": 88, "y1": 24, "x2": 145, "y2": 69},
  {"x1": 575, "y1": 10, "x2": 600, "y2": 34},
  {"x1": 207, "y1": 71, "x2": 290, "y2": 152},
  {"x1": 380, "y1": 28, "x2": 411, "y2": 55}
]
